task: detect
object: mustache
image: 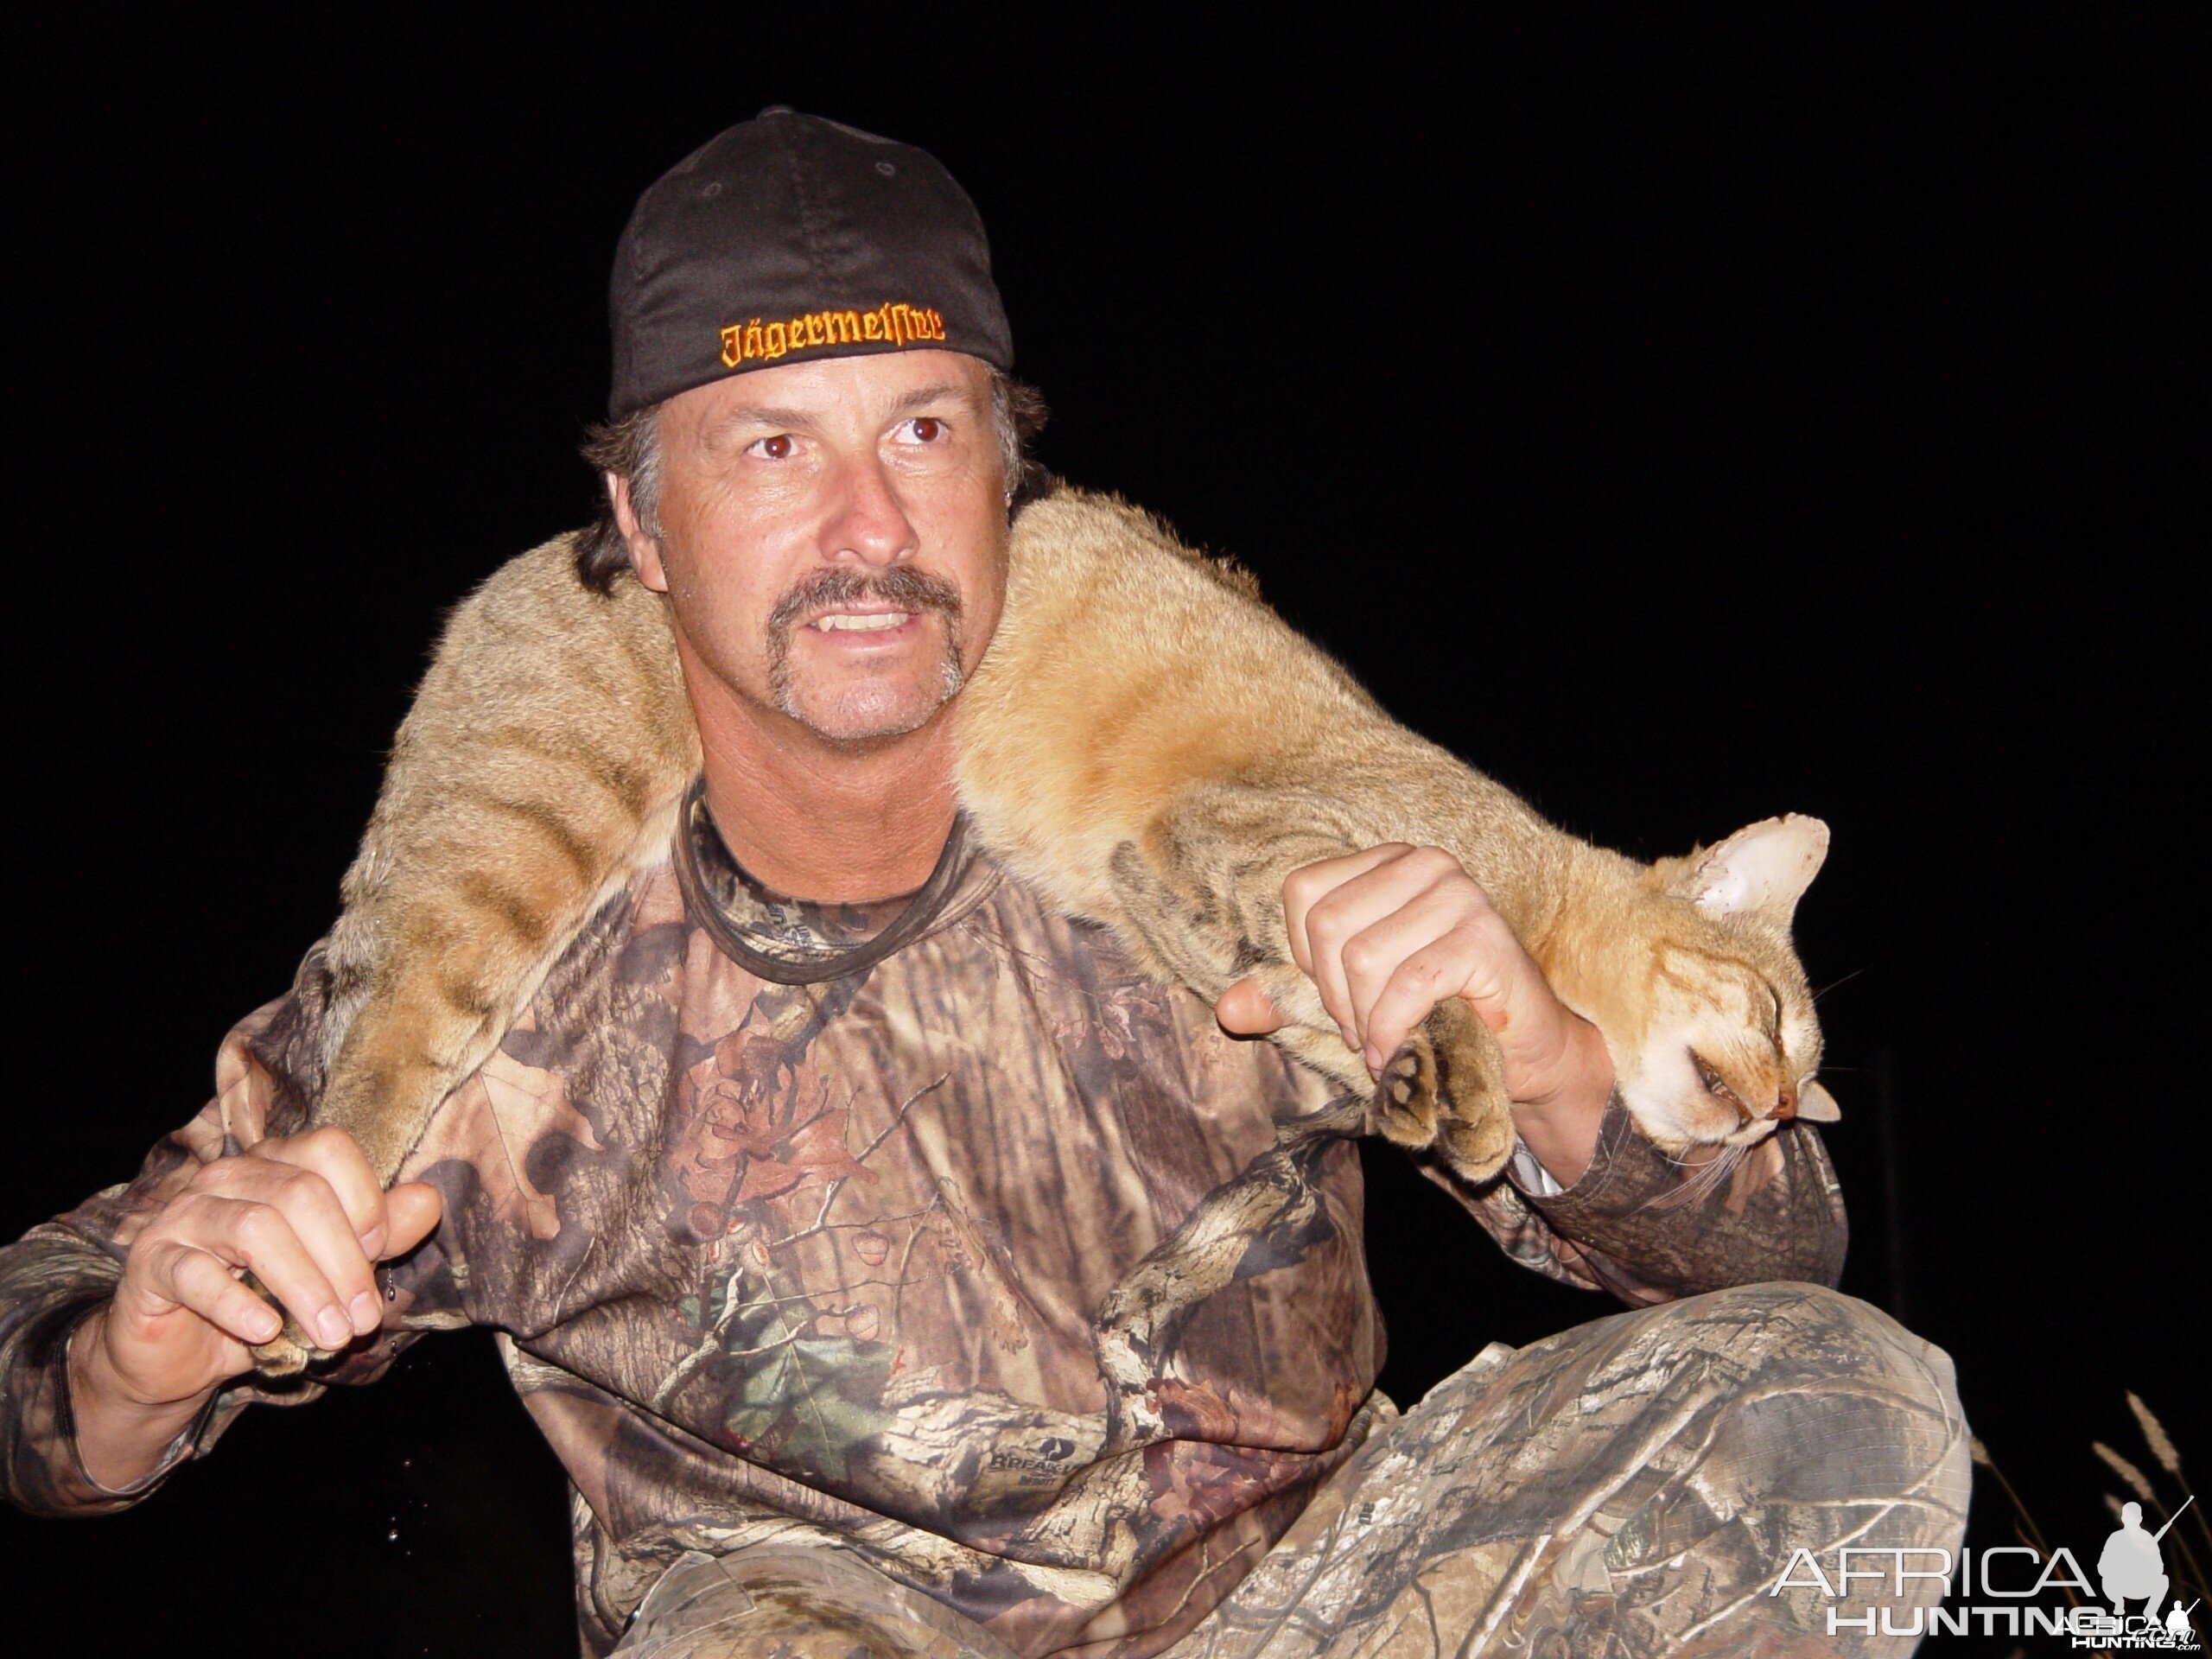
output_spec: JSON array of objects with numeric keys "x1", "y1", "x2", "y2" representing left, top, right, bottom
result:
[{"x1": 766, "y1": 568, "x2": 964, "y2": 636}]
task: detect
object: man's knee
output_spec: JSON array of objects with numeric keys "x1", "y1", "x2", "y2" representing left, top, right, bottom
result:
[
  {"x1": 615, "y1": 1548, "x2": 996, "y2": 1659},
  {"x1": 1667, "y1": 1281, "x2": 1961, "y2": 1410},
  {"x1": 1641, "y1": 1282, "x2": 1972, "y2": 1526}
]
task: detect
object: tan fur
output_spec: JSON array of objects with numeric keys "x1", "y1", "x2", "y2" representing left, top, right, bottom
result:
[
  {"x1": 954, "y1": 491, "x2": 1831, "y2": 1170},
  {"x1": 251, "y1": 485, "x2": 1834, "y2": 1372},
  {"x1": 317, "y1": 538, "x2": 701, "y2": 1178}
]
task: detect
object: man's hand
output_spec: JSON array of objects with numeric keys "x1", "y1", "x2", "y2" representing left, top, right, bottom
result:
[
  {"x1": 1215, "y1": 844, "x2": 1615, "y2": 1183},
  {"x1": 67, "y1": 1126, "x2": 442, "y2": 1490}
]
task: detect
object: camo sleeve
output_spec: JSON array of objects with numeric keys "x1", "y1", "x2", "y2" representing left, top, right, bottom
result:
[
  {"x1": 0, "y1": 1221, "x2": 137, "y2": 1515},
  {"x1": 1427, "y1": 1095, "x2": 1848, "y2": 1306},
  {"x1": 0, "y1": 952, "x2": 426, "y2": 1516},
  {"x1": 0, "y1": 1094, "x2": 302, "y2": 1513}
]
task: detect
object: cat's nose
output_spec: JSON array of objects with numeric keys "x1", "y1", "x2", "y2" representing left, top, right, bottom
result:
[{"x1": 1773, "y1": 1085, "x2": 1798, "y2": 1122}]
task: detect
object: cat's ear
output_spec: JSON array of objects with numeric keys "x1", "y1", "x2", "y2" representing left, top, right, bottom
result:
[
  {"x1": 1797, "y1": 1080, "x2": 1841, "y2": 1122},
  {"x1": 1668, "y1": 814, "x2": 1829, "y2": 926}
]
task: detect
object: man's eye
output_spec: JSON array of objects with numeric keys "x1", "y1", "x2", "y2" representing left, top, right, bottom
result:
[
  {"x1": 748, "y1": 434, "x2": 796, "y2": 461},
  {"x1": 905, "y1": 416, "x2": 944, "y2": 443}
]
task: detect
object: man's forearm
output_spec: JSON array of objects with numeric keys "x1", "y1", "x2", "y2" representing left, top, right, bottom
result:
[
  {"x1": 1503, "y1": 1009, "x2": 1615, "y2": 1185},
  {"x1": 1, "y1": 1224, "x2": 162, "y2": 1516},
  {"x1": 66, "y1": 1306, "x2": 216, "y2": 1493},
  {"x1": 1508, "y1": 1090, "x2": 1605, "y2": 1187}
]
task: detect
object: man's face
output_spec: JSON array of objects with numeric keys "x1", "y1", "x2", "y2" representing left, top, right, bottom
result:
[{"x1": 621, "y1": 349, "x2": 1007, "y2": 746}]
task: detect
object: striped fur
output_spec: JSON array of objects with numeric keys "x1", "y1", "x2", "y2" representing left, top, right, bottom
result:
[{"x1": 253, "y1": 486, "x2": 1834, "y2": 1369}]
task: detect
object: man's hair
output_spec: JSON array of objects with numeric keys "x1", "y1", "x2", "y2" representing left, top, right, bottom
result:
[{"x1": 572, "y1": 369, "x2": 1050, "y2": 594}]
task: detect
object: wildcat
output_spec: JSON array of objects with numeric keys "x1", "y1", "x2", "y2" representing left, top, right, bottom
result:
[{"x1": 253, "y1": 484, "x2": 1835, "y2": 1371}]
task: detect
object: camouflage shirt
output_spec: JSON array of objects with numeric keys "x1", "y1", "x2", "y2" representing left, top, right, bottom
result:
[{"x1": 0, "y1": 798, "x2": 1847, "y2": 1656}]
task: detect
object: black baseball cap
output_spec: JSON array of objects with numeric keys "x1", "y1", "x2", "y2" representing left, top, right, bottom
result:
[{"x1": 607, "y1": 108, "x2": 1014, "y2": 417}]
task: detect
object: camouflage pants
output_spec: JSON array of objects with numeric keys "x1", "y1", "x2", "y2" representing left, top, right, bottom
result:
[{"x1": 612, "y1": 1285, "x2": 1971, "y2": 1659}]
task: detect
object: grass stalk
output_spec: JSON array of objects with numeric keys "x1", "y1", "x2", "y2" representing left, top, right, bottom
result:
[
  {"x1": 2116, "y1": 1395, "x2": 2209, "y2": 1631},
  {"x1": 2128, "y1": 1393, "x2": 2212, "y2": 1569}
]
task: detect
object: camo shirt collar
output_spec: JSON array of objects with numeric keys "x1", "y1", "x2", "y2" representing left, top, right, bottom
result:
[{"x1": 673, "y1": 774, "x2": 995, "y2": 984}]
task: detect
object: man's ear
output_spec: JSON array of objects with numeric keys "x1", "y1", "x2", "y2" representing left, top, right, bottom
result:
[
  {"x1": 1662, "y1": 814, "x2": 1830, "y2": 927},
  {"x1": 608, "y1": 471, "x2": 670, "y2": 594}
]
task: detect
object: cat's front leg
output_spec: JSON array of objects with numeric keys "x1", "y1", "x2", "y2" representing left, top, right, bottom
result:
[
  {"x1": 1239, "y1": 961, "x2": 1515, "y2": 1183},
  {"x1": 241, "y1": 1274, "x2": 327, "y2": 1376},
  {"x1": 1375, "y1": 997, "x2": 1516, "y2": 1184},
  {"x1": 1103, "y1": 822, "x2": 1522, "y2": 1179}
]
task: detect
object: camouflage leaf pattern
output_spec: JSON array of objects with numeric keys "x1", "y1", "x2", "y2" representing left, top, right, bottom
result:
[{"x1": 0, "y1": 808, "x2": 1850, "y2": 1658}]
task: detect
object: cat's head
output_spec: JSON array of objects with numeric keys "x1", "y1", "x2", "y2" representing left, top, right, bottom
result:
[{"x1": 1577, "y1": 815, "x2": 1838, "y2": 1153}]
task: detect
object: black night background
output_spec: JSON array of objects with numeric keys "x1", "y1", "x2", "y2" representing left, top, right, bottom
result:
[{"x1": 3, "y1": 8, "x2": 2201, "y2": 1652}]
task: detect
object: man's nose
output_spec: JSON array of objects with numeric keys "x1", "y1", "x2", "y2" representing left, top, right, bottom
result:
[{"x1": 821, "y1": 453, "x2": 918, "y2": 568}]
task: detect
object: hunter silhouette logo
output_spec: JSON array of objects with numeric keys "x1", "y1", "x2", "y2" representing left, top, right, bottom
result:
[{"x1": 2102, "y1": 1499, "x2": 2191, "y2": 1621}]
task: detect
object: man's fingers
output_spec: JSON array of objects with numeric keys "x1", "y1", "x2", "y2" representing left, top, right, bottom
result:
[
  {"x1": 1276, "y1": 844, "x2": 1588, "y2": 1096},
  {"x1": 1292, "y1": 849, "x2": 1483, "y2": 1055},
  {"x1": 1335, "y1": 887, "x2": 1476, "y2": 1058},
  {"x1": 381, "y1": 1181, "x2": 444, "y2": 1260},
  {"x1": 1357, "y1": 899, "x2": 1534, "y2": 1065},
  {"x1": 1214, "y1": 978, "x2": 1286, "y2": 1036},
  {"x1": 257, "y1": 1127, "x2": 385, "y2": 1255},
  {"x1": 1359, "y1": 938, "x2": 1476, "y2": 1070},
  {"x1": 1292, "y1": 844, "x2": 1468, "y2": 1052},
  {"x1": 150, "y1": 1243, "x2": 281, "y2": 1351},
  {"x1": 1281, "y1": 845, "x2": 1412, "y2": 980},
  {"x1": 175, "y1": 1192, "x2": 359, "y2": 1352},
  {"x1": 249, "y1": 1163, "x2": 385, "y2": 1336}
]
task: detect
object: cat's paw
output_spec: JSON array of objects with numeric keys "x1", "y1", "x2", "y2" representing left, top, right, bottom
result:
[
  {"x1": 1371, "y1": 999, "x2": 1516, "y2": 1184},
  {"x1": 239, "y1": 1269, "x2": 331, "y2": 1377}
]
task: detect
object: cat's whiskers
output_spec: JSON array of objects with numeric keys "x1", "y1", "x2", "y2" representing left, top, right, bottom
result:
[
  {"x1": 1655, "y1": 1140, "x2": 1751, "y2": 1208},
  {"x1": 1684, "y1": 1148, "x2": 1744, "y2": 1205},
  {"x1": 1811, "y1": 968, "x2": 1866, "y2": 1005}
]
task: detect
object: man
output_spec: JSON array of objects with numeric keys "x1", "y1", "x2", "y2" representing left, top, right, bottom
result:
[
  {"x1": 0, "y1": 111, "x2": 1967, "y2": 1656},
  {"x1": 2100, "y1": 1503, "x2": 2171, "y2": 1621}
]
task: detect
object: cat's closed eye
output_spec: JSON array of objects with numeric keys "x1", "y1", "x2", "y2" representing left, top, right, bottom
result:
[{"x1": 1689, "y1": 1051, "x2": 1747, "y2": 1114}]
